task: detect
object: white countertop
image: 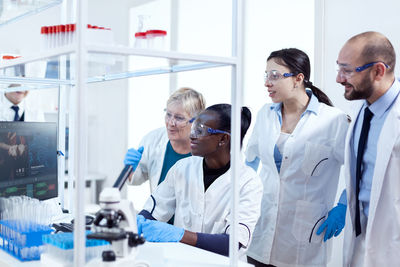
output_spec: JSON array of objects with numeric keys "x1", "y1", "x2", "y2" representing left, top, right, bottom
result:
[{"x1": 0, "y1": 242, "x2": 253, "y2": 267}]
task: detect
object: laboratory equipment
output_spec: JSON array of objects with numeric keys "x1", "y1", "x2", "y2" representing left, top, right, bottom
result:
[
  {"x1": 87, "y1": 188, "x2": 144, "y2": 263},
  {"x1": 0, "y1": 122, "x2": 58, "y2": 200},
  {"x1": 0, "y1": 196, "x2": 55, "y2": 261},
  {"x1": 85, "y1": 165, "x2": 145, "y2": 266},
  {"x1": 41, "y1": 232, "x2": 111, "y2": 265},
  {"x1": 134, "y1": 15, "x2": 149, "y2": 49},
  {"x1": 146, "y1": 29, "x2": 167, "y2": 50},
  {"x1": 1, "y1": 54, "x2": 24, "y2": 77},
  {"x1": 40, "y1": 23, "x2": 113, "y2": 50},
  {"x1": 112, "y1": 165, "x2": 133, "y2": 190},
  {"x1": 133, "y1": 15, "x2": 167, "y2": 50},
  {"x1": 134, "y1": 32, "x2": 147, "y2": 48}
]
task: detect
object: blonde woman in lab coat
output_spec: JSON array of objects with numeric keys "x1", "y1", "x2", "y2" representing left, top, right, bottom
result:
[
  {"x1": 245, "y1": 48, "x2": 349, "y2": 267},
  {"x1": 124, "y1": 87, "x2": 205, "y2": 192},
  {"x1": 137, "y1": 104, "x2": 263, "y2": 257}
]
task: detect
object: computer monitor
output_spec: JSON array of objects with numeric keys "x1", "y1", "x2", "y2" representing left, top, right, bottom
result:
[{"x1": 0, "y1": 122, "x2": 58, "y2": 200}]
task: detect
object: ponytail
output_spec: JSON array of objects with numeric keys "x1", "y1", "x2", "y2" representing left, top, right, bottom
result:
[
  {"x1": 267, "y1": 48, "x2": 334, "y2": 107},
  {"x1": 304, "y1": 80, "x2": 333, "y2": 107}
]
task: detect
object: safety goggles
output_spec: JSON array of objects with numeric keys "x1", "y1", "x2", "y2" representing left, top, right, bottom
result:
[
  {"x1": 190, "y1": 120, "x2": 230, "y2": 138},
  {"x1": 336, "y1": 61, "x2": 389, "y2": 79},
  {"x1": 264, "y1": 70, "x2": 295, "y2": 84},
  {"x1": 164, "y1": 109, "x2": 194, "y2": 128}
]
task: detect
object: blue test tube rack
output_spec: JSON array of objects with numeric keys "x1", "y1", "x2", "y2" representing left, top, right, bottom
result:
[
  {"x1": 0, "y1": 220, "x2": 53, "y2": 261},
  {"x1": 42, "y1": 232, "x2": 110, "y2": 263}
]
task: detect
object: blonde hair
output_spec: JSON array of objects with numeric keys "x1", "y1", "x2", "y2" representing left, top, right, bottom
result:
[{"x1": 166, "y1": 87, "x2": 206, "y2": 117}]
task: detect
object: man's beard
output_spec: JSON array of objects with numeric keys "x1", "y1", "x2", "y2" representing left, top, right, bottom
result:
[{"x1": 343, "y1": 74, "x2": 374, "y2": 101}]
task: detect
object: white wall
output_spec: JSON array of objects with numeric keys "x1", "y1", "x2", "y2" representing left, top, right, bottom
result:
[
  {"x1": 86, "y1": 0, "x2": 131, "y2": 191},
  {"x1": 315, "y1": 0, "x2": 400, "y2": 114}
]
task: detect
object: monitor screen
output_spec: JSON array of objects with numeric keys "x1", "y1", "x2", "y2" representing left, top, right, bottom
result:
[{"x1": 0, "y1": 122, "x2": 58, "y2": 200}]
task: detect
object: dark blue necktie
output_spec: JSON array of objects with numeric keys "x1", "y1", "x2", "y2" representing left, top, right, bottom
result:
[
  {"x1": 11, "y1": 105, "x2": 20, "y2": 121},
  {"x1": 355, "y1": 107, "x2": 373, "y2": 236}
]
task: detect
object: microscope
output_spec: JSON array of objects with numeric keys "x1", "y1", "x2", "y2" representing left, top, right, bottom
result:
[{"x1": 86, "y1": 165, "x2": 146, "y2": 266}]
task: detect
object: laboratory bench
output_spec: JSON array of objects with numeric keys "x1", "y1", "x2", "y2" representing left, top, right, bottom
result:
[{"x1": 0, "y1": 242, "x2": 253, "y2": 267}]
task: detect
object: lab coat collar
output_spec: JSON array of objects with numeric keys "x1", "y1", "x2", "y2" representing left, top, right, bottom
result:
[
  {"x1": 364, "y1": 78, "x2": 400, "y2": 119},
  {"x1": 270, "y1": 89, "x2": 319, "y2": 117}
]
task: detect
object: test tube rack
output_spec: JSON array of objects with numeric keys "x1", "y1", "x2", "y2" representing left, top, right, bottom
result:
[
  {"x1": 0, "y1": 219, "x2": 53, "y2": 261},
  {"x1": 41, "y1": 232, "x2": 111, "y2": 265}
]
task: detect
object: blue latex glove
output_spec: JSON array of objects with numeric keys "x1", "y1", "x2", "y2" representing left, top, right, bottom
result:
[
  {"x1": 124, "y1": 146, "x2": 144, "y2": 171},
  {"x1": 141, "y1": 219, "x2": 184, "y2": 242},
  {"x1": 136, "y1": 215, "x2": 146, "y2": 235},
  {"x1": 317, "y1": 203, "x2": 346, "y2": 242}
]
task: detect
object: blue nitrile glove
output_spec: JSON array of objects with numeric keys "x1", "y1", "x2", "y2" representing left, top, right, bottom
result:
[
  {"x1": 141, "y1": 219, "x2": 184, "y2": 242},
  {"x1": 317, "y1": 203, "x2": 346, "y2": 242},
  {"x1": 124, "y1": 146, "x2": 144, "y2": 171},
  {"x1": 136, "y1": 214, "x2": 146, "y2": 235}
]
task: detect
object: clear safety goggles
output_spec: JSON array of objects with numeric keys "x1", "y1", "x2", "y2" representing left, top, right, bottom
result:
[
  {"x1": 264, "y1": 70, "x2": 295, "y2": 84},
  {"x1": 336, "y1": 61, "x2": 389, "y2": 79},
  {"x1": 164, "y1": 109, "x2": 194, "y2": 128},
  {"x1": 190, "y1": 120, "x2": 231, "y2": 138}
]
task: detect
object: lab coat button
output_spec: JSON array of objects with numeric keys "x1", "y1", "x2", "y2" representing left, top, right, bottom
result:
[{"x1": 284, "y1": 156, "x2": 288, "y2": 159}]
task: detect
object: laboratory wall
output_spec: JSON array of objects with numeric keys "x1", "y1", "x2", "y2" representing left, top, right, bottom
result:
[{"x1": 315, "y1": 0, "x2": 400, "y2": 114}]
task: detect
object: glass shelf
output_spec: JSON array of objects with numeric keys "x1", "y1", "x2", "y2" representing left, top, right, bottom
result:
[
  {"x1": 0, "y1": 45, "x2": 236, "y2": 91},
  {"x1": 0, "y1": 0, "x2": 62, "y2": 26}
]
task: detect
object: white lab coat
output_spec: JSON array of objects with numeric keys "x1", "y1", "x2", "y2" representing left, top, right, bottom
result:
[
  {"x1": 0, "y1": 93, "x2": 44, "y2": 122},
  {"x1": 342, "y1": 93, "x2": 400, "y2": 267},
  {"x1": 142, "y1": 156, "x2": 263, "y2": 253},
  {"x1": 245, "y1": 102, "x2": 349, "y2": 267},
  {"x1": 129, "y1": 127, "x2": 169, "y2": 192}
]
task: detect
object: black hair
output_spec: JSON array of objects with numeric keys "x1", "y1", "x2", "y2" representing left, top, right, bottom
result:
[
  {"x1": 206, "y1": 104, "x2": 251, "y2": 147},
  {"x1": 268, "y1": 48, "x2": 333, "y2": 106}
]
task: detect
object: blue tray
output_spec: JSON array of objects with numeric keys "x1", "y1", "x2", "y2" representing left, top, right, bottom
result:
[{"x1": 0, "y1": 220, "x2": 53, "y2": 261}]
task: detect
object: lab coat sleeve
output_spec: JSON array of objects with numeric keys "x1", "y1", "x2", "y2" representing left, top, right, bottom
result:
[
  {"x1": 225, "y1": 168, "x2": 263, "y2": 248},
  {"x1": 142, "y1": 164, "x2": 177, "y2": 222},
  {"x1": 130, "y1": 133, "x2": 152, "y2": 186},
  {"x1": 245, "y1": 108, "x2": 263, "y2": 162}
]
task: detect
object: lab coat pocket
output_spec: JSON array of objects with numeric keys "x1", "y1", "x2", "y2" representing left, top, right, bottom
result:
[
  {"x1": 301, "y1": 142, "x2": 332, "y2": 176},
  {"x1": 292, "y1": 200, "x2": 327, "y2": 243},
  {"x1": 180, "y1": 206, "x2": 198, "y2": 230}
]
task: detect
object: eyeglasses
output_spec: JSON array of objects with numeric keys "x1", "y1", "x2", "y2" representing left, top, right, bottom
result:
[
  {"x1": 336, "y1": 61, "x2": 390, "y2": 79},
  {"x1": 190, "y1": 120, "x2": 231, "y2": 138},
  {"x1": 164, "y1": 109, "x2": 194, "y2": 128},
  {"x1": 264, "y1": 70, "x2": 295, "y2": 84}
]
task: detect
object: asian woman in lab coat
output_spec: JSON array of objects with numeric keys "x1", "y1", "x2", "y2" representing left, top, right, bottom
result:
[
  {"x1": 245, "y1": 48, "x2": 349, "y2": 267},
  {"x1": 137, "y1": 104, "x2": 263, "y2": 257},
  {"x1": 124, "y1": 87, "x2": 205, "y2": 193}
]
